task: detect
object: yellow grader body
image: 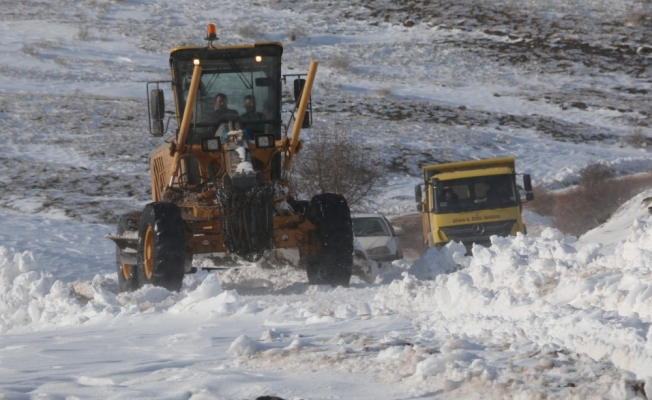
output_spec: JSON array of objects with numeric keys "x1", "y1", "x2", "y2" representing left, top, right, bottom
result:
[
  {"x1": 147, "y1": 134, "x2": 318, "y2": 259},
  {"x1": 108, "y1": 25, "x2": 356, "y2": 292}
]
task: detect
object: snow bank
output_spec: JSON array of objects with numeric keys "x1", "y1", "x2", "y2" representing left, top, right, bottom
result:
[
  {"x1": 227, "y1": 335, "x2": 259, "y2": 356},
  {"x1": 407, "y1": 241, "x2": 467, "y2": 280},
  {"x1": 0, "y1": 246, "x2": 80, "y2": 333},
  {"x1": 377, "y1": 223, "x2": 652, "y2": 382},
  {"x1": 4, "y1": 210, "x2": 652, "y2": 396},
  {"x1": 0, "y1": 245, "x2": 167, "y2": 333},
  {"x1": 0, "y1": 247, "x2": 237, "y2": 332},
  {"x1": 219, "y1": 220, "x2": 652, "y2": 396}
]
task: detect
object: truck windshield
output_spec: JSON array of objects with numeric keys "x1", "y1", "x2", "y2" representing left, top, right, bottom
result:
[
  {"x1": 174, "y1": 55, "x2": 280, "y2": 143},
  {"x1": 434, "y1": 174, "x2": 517, "y2": 214}
]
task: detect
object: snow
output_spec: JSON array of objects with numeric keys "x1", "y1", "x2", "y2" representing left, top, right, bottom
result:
[
  {"x1": 1, "y1": 0, "x2": 652, "y2": 397},
  {"x1": 578, "y1": 190, "x2": 652, "y2": 255},
  {"x1": 4, "y1": 207, "x2": 652, "y2": 397}
]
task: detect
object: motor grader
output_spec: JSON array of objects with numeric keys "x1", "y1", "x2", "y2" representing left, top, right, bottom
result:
[{"x1": 107, "y1": 24, "x2": 354, "y2": 292}]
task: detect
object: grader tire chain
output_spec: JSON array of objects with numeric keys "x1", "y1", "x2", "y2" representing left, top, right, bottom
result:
[
  {"x1": 307, "y1": 193, "x2": 354, "y2": 287},
  {"x1": 115, "y1": 211, "x2": 141, "y2": 293},
  {"x1": 136, "y1": 202, "x2": 186, "y2": 292}
]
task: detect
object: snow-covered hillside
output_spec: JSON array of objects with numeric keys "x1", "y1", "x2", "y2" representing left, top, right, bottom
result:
[
  {"x1": 2, "y1": 0, "x2": 652, "y2": 398},
  {"x1": 1, "y1": 0, "x2": 651, "y2": 220}
]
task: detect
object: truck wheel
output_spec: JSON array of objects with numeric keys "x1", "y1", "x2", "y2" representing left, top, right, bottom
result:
[
  {"x1": 306, "y1": 193, "x2": 353, "y2": 287},
  {"x1": 116, "y1": 212, "x2": 140, "y2": 292},
  {"x1": 136, "y1": 202, "x2": 186, "y2": 292}
]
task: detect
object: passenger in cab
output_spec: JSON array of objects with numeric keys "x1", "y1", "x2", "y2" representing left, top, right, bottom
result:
[
  {"x1": 241, "y1": 95, "x2": 265, "y2": 122},
  {"x1": 486, "y1": 182, "x2": 511, "y2": 204}
]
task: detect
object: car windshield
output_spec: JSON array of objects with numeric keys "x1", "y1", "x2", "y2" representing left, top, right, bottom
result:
[
  {"x1": 434, "y1": 174, "x2": 517, "y2": 214},
  {"x1": 352, "y1": 218, "x2": 390, "y2": 237},
  {"x1": 174, "y1": 55, "x2": 280, "y2": 144}
]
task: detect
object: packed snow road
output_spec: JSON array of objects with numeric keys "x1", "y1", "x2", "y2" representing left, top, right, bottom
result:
[{"x1": 2, "y1": 192, "x2": 652, "y2": 398}]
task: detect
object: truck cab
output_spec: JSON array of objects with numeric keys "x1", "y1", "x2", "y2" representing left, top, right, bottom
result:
[{"x1": 416, "y1": 157, "x2": 533, "y2": 252}]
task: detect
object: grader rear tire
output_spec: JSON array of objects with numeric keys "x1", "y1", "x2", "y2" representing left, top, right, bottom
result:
[
  {"x1": 115, "y1": 212, "x2": 140, "y2": 292},
  {"x1": 306, "y1": 193, "x2": 353, "y2": 287},
  {"x1": 136, "y1": 202, "x2": 186, "y2": 292}
]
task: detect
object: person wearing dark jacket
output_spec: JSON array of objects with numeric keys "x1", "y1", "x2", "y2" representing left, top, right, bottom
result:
[
  {"x1": 241, "y1": 95, "x2": 265, "y2": 122},
  {"x1": 440, "y1": 188, "x2": 459, "y2": 205},
  {"x1": 213, "y1": 93, "x2": 238, "y2": 120}
]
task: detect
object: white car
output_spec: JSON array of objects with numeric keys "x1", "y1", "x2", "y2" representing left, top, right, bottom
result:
[{"x1": 352, "y1": 214, "x2": 404, "y2": 262}]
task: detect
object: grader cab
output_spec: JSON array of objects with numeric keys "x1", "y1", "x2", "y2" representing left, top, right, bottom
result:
[{"x1": 107, "y1": 24, "x2": 355, "y2": 292}]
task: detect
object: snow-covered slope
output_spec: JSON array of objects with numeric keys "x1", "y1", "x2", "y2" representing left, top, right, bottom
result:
[
  {"x1": 578, "y1": 189, "x2": 652, "y2": 255},
  {"x1": 1, "y1": 0, "x2": 651, "y2": 220}
]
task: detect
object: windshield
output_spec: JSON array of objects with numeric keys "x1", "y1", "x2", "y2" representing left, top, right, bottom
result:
[
  {"x1": 352, "y1": 218, "x2": 390, "y2": 237},
  {"x1": 434, "y1": 174, "x2": 517, "y2": 214},
  {"x1": 174, "y1": 55, "x2": 280, "y2": 144}
]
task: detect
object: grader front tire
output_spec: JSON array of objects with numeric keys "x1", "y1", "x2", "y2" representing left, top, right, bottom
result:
[
  {"x1": 136, "y1": 202, "x2": 186, "y2": 292},
  {"x1": 306, "y1": 193, "x2": 354, "y2": 287}
]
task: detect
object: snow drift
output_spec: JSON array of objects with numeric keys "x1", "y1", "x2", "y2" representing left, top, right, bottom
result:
[{"x1": 2, "y1": 209, "x2": 652, "y2": 397}]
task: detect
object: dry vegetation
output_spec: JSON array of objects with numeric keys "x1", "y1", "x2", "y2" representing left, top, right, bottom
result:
[
  {"x1": 376, "y1": 87, "x2": 392, "y2": 97},
  {"x1": 623, "y1": 127, "x2": 648, "y2": 149},
  {"x1": 291, "y1": 126, "x2": 384, "y2": 212},
  {"x1": 328, "y1": 54, "x2": 351, "y2": 70},
  {"x1": 526, "y1": 163, "x2": 652, "y2": 236},
  {"x1": 625, "y1": 10, "x2": 652, "y2": 27},
  {"x1": 20, "y1": 40, "x2": 64, "y2": 58},
  {"x1": 237, "y1": 25, "x2": 262, "y2": 40},
  {"x1": 527, "y1": 185, "x2": 555, "y2": 217},
  {"x1": 75, "y1": 26, "x2": 90, "y2": 41},
  {"x1": 287, "y1": 27, "x2": 305, "y2": 42}
]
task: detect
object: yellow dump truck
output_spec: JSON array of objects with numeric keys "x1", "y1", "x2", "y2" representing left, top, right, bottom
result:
[{"x1": 415, "y1": 157, "x2": 533, "y2": 251}]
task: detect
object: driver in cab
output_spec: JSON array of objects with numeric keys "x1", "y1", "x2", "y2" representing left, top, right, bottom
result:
[
  {"x1": 440, "y1": 188, "x2": 459, "y2": 206},
  {"x1": 213, "y1": 93, "x2": 238, "y2": 120},
  {"x1": 213, "y1": 93, "x2": 245, "y2": 141}
]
